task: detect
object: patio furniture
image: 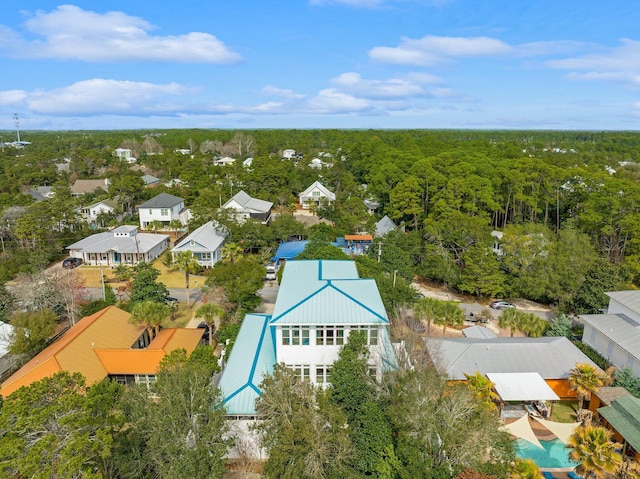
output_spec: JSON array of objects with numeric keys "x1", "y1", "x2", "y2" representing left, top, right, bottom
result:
[
  {"x1": 534, "y1": 400, "x2": 549, "y2": 418},
  {"x1": 543, "y1": 472, "x2": 559, "y2": 479},
  {"x1": 524, "y1": 403, "x2": 541, "y2": 417}
]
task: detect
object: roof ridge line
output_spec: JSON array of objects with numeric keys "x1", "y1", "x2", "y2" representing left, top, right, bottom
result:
[
  {"x1": 270, "y1": 283, "x2": 331, "y2": 323},
  {"x1": 328, "y1": 282, "x2": 388, "y2": 323}
]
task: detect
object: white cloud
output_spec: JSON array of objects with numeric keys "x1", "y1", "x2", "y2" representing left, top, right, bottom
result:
[
  {"x1": 329, "y1": 72, "x2": 443, "y2": 98},
  {"x1": 0, "y1": 5, "x2": 241, "y2": 63},
  {"x1": 306, "y1": 89, "x2": 373, "y2": 113},
  {"x1": 0, "y1": 89, "x2": 28, "y2": 105},
  {"x1": 0, "y1": 79, "x2": 197, "y2": 115},
  {"x1": 369, "y1": 35, "x2": 592, "y2": 67},
  {"x1": 370, "y1": 35, "x2": 512, "y2": 66},
  {"x1": 546, "y1": 38, "x2": 640, "y2": 89},
  {"x1": 0, "y1": 70, "x2": 462, "y2": 120},
  {"x1": 261, "y1": 85, "x2": 305, "y2": 99}
]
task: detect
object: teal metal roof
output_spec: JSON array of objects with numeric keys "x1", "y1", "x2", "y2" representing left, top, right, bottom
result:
[
  {"x1": 218, "y1": 314, "x2": 275, "y2": 415},
  {"x1": 270, "y1": 260, "x2": 388, "y2": 325},
  {"x1": 598, "y1": 395, "x2": 640, "y2": 452}
]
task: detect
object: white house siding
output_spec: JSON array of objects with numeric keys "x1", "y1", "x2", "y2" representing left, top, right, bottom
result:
[
  {"x1": 273, "y1": 324, "x2": 383, "y2": 384},
  {"x1": 583, "y1": 324, "x2": 640, "y2": 377},
  {"x1": 606, "y1": 299, "x2": 640, "y2": 322},
  {"x1": 223, "y1": 199, "x2": 250, "y2": 223},
  {"x1": 139, "y1": 203, "x2": 183, "y2": 229}
]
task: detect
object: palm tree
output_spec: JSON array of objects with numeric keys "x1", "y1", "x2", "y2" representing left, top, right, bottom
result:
[
  {"x1": 567, "y1": 425, "x2": 622, "y2": 478},
  {"x1": 415, "y1": 297, "x2": 440, "y2": 336},
  {"x1": 618, "y1": 458, "x2": 640, "y2": 479},
  {"x1": 569, "y1": 363, "x2": 605, "y2": 410},
  {"x1": 516, "y1": 312, "x2": 548, "y2": 337},
  {"x1": 464, "y1": 371, "x2": 499, "y2": 410},
  {"x1": 173, "y1": 250, "x2": 200, "y2": 307},
  {"x1": 130, "y1": 300, "x2": 169, "y2": 338},
  {"x1": 195, "y1": 303, "x2": 225, "y2": 345},
  {"x1": 508, "y1": 458, "x2": 540, "y2": 479},
  {"x1": 435, "y1": 301, "x2": 465, "y2": 337},
  {"x1": 220, "y1": 242, "x2": 243, "y2": 264},
  {"x1": 498, "y1": 308, "x2": 519, "y2": 337}
]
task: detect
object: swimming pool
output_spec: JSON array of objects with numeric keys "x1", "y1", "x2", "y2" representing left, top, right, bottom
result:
[{"x1": 514, "y1": 438, "x2": 580, "y2": 468}]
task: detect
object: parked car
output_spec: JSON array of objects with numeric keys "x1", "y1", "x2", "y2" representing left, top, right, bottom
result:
[
  {"x1": 165, "y1": 296, "x2": 179, "y2": 304},
  {"x1": 265, "y1": 265, "x2": 277, "y2": 281},
  {"x1": 62, "y1": 257, "x2": 83, "y2": 269},
  {"x1": 490, "y1": 300, "x2": 515, "y2": 310},
  {"x1": 197, "y1": 321, "x2": 215, "y2": 343}
]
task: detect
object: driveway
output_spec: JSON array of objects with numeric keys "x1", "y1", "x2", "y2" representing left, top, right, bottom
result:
[{"x1": 256, "y1": 281, "x2": 279, "y2": 315}]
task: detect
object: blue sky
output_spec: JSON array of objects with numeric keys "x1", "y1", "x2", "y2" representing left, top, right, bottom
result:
[{"x1": 0, "y1": 1, "x2": 638, "y2": 131}]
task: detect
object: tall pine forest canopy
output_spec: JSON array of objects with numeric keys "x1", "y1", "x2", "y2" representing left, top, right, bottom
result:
[{"x1": 1, "y1": 128, "x2": 639, "y2": 311}]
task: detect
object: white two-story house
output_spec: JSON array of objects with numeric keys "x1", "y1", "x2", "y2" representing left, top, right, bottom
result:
[
  {"x1": 137, "y1": 193, "x2": 188, "y2": 230},
  {"x1": 581, "y1": 290, "x2": 640, "y2": 377},
  {"x1": 298, "y1": 181, "x2": 336, "y2": 209},
  {"x1": 219, "y1": 259, "x2": 397, "y2": 413},
  {"x1": 218, "y1": 259, "x2": 398, "y2": 457}
]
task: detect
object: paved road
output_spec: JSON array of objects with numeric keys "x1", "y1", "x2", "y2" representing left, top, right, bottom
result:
[{"x1": 86, "y1": 287, "x2": 203, "y2": 304}]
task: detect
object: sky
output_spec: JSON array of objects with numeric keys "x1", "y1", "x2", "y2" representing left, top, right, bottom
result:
[{"x1": 0, "y1": 1, "x2": 638, "y2": 131}]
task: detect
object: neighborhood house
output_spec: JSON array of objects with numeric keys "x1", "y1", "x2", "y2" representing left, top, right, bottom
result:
[
  {"x1": 171, "y1": 221, "x2": 228, "y2": 268},
  {"x1": 0, "y1": 306, "x2": 203, "y2": 398},
  {"x1": 138, "y1": 193, "x2": 188, "y2": 230},
  {"x1": 66, "y1": 225, "x2": 169, "y2": 265}
]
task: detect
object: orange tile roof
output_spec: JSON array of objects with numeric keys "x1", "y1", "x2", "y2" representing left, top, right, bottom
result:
[
  {"x1": 0, "y1": 307, "x2": 201, "y2": 398},
  {"x1": 345, "y1": 234, "x2": 373, "y2": 241}
]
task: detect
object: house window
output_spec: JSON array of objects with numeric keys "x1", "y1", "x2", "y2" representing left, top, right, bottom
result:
[
  {"x1": 282, "y1": 326, "x2": 310, "y2": 346},
  {"x1": 135, "y1": 374, "x2": 156, "y2": 390},
  {"x1": 316, "y1": 326, "x2": 345, "y2": 346},
  {"x1": 148, "y1": 209, "x2": 153, "y2": 215},
  {"x1": 290, "y1": 365, "x2": 311, "y2": 382},
  {"x1": 312, "y1": 191, "x2": 320, "y2": 197},
  {"x1": 201, "y1": 252, "x2": 211, "y2": 260},
  {"x1": 161, "y1": 208, "x2": 169, "y2": 216},
  {"x1": 351, "y1": 326, "x2": 379, "y2": 345},
  {"x1": 316, "y1": 366, "x2": 332, "y2": 384}
]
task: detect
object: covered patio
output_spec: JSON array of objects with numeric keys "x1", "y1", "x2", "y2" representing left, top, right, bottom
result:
[{"x1": 487, "y1": 372, "x2": 560, "y2": 419}]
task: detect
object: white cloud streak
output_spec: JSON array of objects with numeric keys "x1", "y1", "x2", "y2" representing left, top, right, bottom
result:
[
  {"x1": 0, "y1": 5, "x2": 241, "y2": 63},
  {"x1": 0, "y1": 79, "x2": 197, "y2": 115},
  {"x1": 369, "y1": 35, "x2": 590, "y2": 66}
]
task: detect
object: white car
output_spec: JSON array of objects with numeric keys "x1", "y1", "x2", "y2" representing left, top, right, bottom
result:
[{"x1": 265, "y1": 266, "x2": 277, "y2": 281}]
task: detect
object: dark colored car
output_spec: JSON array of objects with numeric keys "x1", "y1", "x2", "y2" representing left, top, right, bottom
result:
[
  {"x1": 197, "y1": 321, "x2": 215, "y2": 342},
  {"x1": 490, "y1": 300, "x2": 515, "y2": 310},
  {"x1": 62, "y1": 257, "x2": 83, "y2": 269},
  {"x1": 165, "y1": 296, "x2": 179, "y2": 304}
]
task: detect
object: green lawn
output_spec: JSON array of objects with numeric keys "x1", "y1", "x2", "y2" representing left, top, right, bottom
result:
[{"x1": 551, "y1": 400, "x2": 578, "y2": 422}]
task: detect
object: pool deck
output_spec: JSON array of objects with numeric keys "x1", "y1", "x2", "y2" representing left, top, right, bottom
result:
[{"x1": 504, "y1": 417, "x2": 579, "y2": 478}]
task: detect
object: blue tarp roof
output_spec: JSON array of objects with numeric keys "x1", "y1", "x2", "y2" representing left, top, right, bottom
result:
[{"x1": 271, "y1": 240, "x2": 341, "y2": 263}]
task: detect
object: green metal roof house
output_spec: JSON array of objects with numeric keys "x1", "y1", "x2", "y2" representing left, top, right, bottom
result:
[{"x1": 598, "y1": 395, "x2": 640, "y2": 460}]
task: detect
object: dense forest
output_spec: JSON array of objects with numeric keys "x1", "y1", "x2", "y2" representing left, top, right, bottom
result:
[{"x1": 2, "y1": 128, "x2": 640, "y2": 314}]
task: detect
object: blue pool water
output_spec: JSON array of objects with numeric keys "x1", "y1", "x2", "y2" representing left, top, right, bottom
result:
[{"x1": 514, "y1": 438, "x2": 579, "y2": 468}]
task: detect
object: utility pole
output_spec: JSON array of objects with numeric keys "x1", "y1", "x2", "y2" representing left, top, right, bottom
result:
[
  {"x1": 13, "y1": 113, "x2": 20, "y2": 143},
  {"x1": 377, "y1": 242, "x2": 382, "y2": 263},
  {"x1": 100, "y1": 263, "x2": 106, "y2": 300}
]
